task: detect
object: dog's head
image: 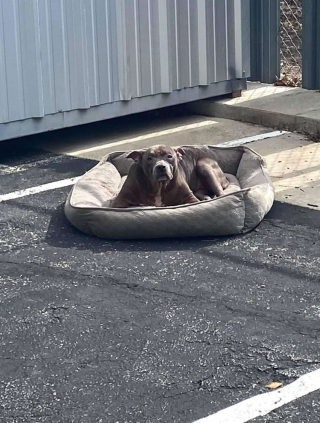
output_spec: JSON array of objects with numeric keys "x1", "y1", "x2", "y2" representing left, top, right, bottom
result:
[{"x1": 127, "y1": 145, "x2": 185, "y2": 183}]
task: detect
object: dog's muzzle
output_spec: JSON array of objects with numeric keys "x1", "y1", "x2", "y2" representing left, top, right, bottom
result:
[{"x1": 153, "y1": 160, "x2": 173, "y2": 181}]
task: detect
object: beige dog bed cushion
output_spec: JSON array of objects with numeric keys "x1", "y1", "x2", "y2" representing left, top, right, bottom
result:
[{"x1": 65, "y1": 145, "x2": 274, "y2": 239}]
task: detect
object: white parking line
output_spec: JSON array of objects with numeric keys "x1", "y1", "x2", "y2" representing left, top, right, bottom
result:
[
  {"x1": 0, "y1": 130, "x2": 286, "y2": 203},
  {"x1": 0, "y1": 177, "x2": 81, "y2": 203},
  {"x1": 70, "y1": 124, "x2": 287, "y2": 156},
  {"x1": 193, "y1": 368, "x2": 320, "y2": 423},
  {"x1": 69, "y1": 120, "x2": 219, "y2": 156},
  {"x1": 218, "y1": 130, "x2": 288, "y2": 147},
  {"x1": 0, "y1": 154, "x2": 78, "y2": 176}
]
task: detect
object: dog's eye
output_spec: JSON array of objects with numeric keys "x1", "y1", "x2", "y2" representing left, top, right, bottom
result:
[
  {"x1": 167, "y1": 154, "x2": 173, "y2": 159},
  {"x1": 147, "y1": 156, "x2": 152, "y2": 161}
]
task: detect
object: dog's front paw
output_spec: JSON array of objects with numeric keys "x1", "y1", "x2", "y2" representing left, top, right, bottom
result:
[{"x1": 202, "y1": 195, "x2": 212, "y2": 201}]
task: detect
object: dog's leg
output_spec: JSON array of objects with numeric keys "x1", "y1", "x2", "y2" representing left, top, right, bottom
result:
[
  {"x1": 186, "y1": 192, "x2": 200, "y2": 204},
  {"x1": 196, "y1": 158, "x2": 229, "y2": 197},
  {"x1": 194, "y1": 189, "x2": 211, "y2": 201},
  {"x1": 111, "y1": 197, "x2": 131, "y2": 208},
  {"x1": 172, "y1": 183, "x2": 200, "y2": 205}
]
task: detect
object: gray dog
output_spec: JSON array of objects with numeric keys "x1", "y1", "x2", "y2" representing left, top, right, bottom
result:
[{"x1": 111, "y1": 145, "x2": 229, "y2": 208}]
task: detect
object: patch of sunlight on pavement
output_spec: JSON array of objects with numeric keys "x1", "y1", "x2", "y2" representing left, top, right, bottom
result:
[
  {"x1": 70, "y1": 120, "x2": 218, "y2": 156},
  {"x1": 252, "y1": 135, "x2": 320, "y2": 210},
  {"x1": 224, "y1": 85, "x2": 297, "y2": 105},
  {"x1": 266, "y1": 143, "x2": 320, "y2": 177},
  {"x1": 273, "y1": 169, "x2": 320, "y2": 194},
  {"x1": 265, "y1": 144, "x2": 320, "y2": 209}
]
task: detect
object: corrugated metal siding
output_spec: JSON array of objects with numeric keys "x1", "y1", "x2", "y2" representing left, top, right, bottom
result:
[
  {"x1": 302, "y1": 0, "x2": 320, "y2": 90},
  {"x1": 249, "y1": 0, "x2": 280, "y2": 84},
  {"x1": 0, "y1": 0, "x2": 249, "y2": 125}
]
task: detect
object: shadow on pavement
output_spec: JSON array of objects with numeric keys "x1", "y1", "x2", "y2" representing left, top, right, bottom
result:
[
  {"x1": 45, "y1": 200, "x2": 320, "y2": 253},
  {"x1": 45, "y1": 203, "x2": 235, "y2": 252},
  {"x1": 266, "y1": 201, "x2": 320, "y2": 230}
]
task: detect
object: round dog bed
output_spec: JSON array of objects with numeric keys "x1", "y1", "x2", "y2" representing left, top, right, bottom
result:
[{"x1": 65, "y1": 145, "x2": 274, "y2": 239}]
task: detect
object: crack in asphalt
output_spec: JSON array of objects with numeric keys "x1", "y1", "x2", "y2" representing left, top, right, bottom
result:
[
  {"x1": 199, "y1": 248, "x2": 320, "y2": 285},
  {"x1": 1, "y1": 258, "x2": 320, "y2": 340},
  {"x1": 0, "y1": 258, "x2": 198, "y2": 301}
]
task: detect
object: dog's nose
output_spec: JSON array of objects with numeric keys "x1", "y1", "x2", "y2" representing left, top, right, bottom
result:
[{"x1": 156, "y1": 164, "x2": 166, "y2": 172}]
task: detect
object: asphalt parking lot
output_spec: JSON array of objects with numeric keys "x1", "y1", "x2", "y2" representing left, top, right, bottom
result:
[{"x1": 1, "y1": 109, "x2": 320, "y2": 423}]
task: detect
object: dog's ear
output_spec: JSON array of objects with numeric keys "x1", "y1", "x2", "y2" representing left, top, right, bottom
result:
[
  {"x1": 175, "y1": 147, "x2": 186, "y2": 161},
  {"x1": 126, "y1": 150, "x2": 143, "y2": 163}
]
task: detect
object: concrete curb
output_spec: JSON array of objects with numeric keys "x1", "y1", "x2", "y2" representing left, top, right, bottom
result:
[{"x1": 187, "y1": 93, "x2": 320, "y2": 141}]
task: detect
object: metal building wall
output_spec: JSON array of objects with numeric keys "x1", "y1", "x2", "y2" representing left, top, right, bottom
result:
[
  {"x1": 302, "y1": 0, "x2": 320, "y2": 90},
  {"x1": 0, "y1": 0, "x2": 249, "y2": 140},
  {"x1": 249, "y1": 0, "x2": 280, "y2": 84}
]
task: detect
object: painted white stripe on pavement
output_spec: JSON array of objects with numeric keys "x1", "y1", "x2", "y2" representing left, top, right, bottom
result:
[
  {"x1": 0, "y1": 155, "x2": 78, "y2": 176},
  {"x1": 0, "y1": 177, "x2": 81, "y2": 203},
  {"x1": 193, "y1": 368, "x2": 320, "y2": 423},
  {"x1": 0, "y1": 130, "x2": 287, "y2": 203},
  {"x1": 71, "y1": 128, "x2": 288, "y2": 156},
  {"x1": 69, "y1": 120, "x2": 218, "y2": 155},
  {"x1": 218, "y1": 130, "x2": 288, "y2": 147}
]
